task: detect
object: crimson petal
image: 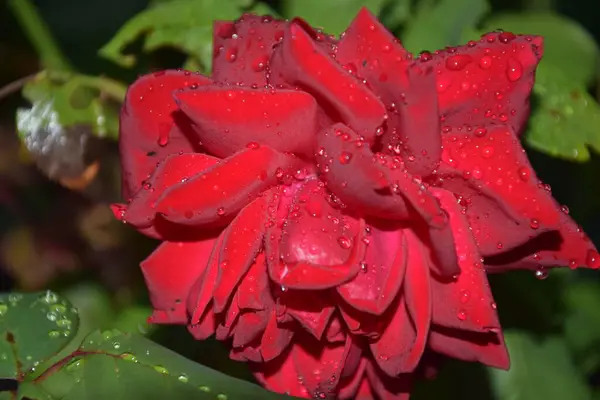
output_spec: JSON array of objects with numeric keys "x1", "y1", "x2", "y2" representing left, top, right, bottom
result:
[
  {"x1": 142, "y1": 238, "x2": 215, "y2": 324},
  {"x1": 292, "y1": 335, "x2": 354, "y2": 397},
  {"x1": 212, "y1": 15, "x2": 287, "y2": 86},
  {"x1": 260, "y1": 311, "x2": 295, "y2": 362},
  {"x1": 336, "y1": 9, "x2": 440, "y2": 175},
  {"x1": 269, "y1": 22, "x2": 387, "y2": 141},
  {"x1": 237, "y1": 253, "x2": 271, "y2": 311},
  {"x1": 430, "y1": 189, "x2": 502, "y2": 331},
  {"x1": 428, "y1": 326, "x2": 510, "y2": 369},
  {"x1": 212, "y1": 196, "x2": 269, "y2": 312},
  {"x1": 119, "y1": 70, "x2": 211, "y2": 199},
  {"x1": 365, "y1": 360, "x2": 412, "y2": 400},
  {"x1": 280, "y1": 291, "x2": 335, "y2": 339},
  {"x1": 124, "y1": 153, "x2": 219, "y2": 229},
  {"x1": 486, "y1": 212, "x2": 599, "y2": 271},
  {"x1": 232, "y1": 311, "x2": 269, "y2": 348},
  {"x1": 431, "y1": 32, "x2": 543, "y2": 134},
  {"x1": 337, "y1": 226, "x2": 407, "y2": 315},
  {"x1": 370, "y1": 231, "x2": 431, "y2": 375},
  {"x1": 175, "y1": 86, "x2": 318, "y2": 157},
  {"x1": 439, "y1": 125, "x2": 566, "y2": 256},
  {"x1": 155, "y1": 146, "x2": 299, "y2": 226}
]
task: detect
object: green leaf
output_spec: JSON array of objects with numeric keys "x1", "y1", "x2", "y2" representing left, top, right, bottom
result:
[
  {"x1": 282, "y1": 0, "x2": 389, "y2": 36},
  {"x1": 488, "y1": 331, "x2": 592, "y2": 400},
  {"x1": 401, "y1": 0, "x2": 489, "y2": 54},
  {"x1": 524, "y1": 66, "x2": 600, "y2": 161},
  {"x1": 99, "y1": 0, "x2": 252, "y2": 72},
  {"x1": 16, "y1": 71, "x2": 124, "y2": 182},
  {"x1": 0, "y1": 291, "x2": 79, "y2": 379},
  {"x1": 563, "y1": 282, "x2": 600, "y2": 373},
  {"x1": 379, "y1": 0, "x2": 412, "y2": 33},
  {"x1": 18, "y1": 329, "x2": 290, "y2": 399},
  {"x1": 483, "y1": 13, "x2": 599, "y2": 86}
]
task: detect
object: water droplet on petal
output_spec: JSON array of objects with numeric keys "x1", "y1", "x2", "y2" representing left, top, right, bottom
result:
[
  {"x1": 216, "y1": 207, "x2": 225, "y2": 217},
  {"x1": 445, "y1": 54, "x2": 472, "y2": 71},
  {"x1": 586, "y1": 250, "x2": 600, "y2": 269},
  {"x1": 506, "y1": 58, "x2": 523, "y2": 82},
  {"x1": 479, "y1": 56, "x2": 492, "y2": 69},
  {"x1": 535, "y1": 268, "x2": 548, "y2": 280},
  {"x1": 457, "y1": 310, "x2": 467, "y2": 321},
  {"x1": 517, "y1": 166, "x2": 530, "y2": 181},
  {"x1": 529, "y1": 218, "x2": 540, "y2": 230},
  {"x1": 337, "y1": 236, "x2": 352, "y2": 249}
]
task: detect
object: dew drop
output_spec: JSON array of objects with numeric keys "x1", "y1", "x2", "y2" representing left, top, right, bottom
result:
[
  {"x1": 535, "y1": 268, "x2": 548, "y2": 280},
  {"x1": 337, "y1": 236, "x2": 352, "y2": 249},
  {"x1": 529, "y1": 218, "x2": 540, "y2": 230},
  {"x1": 481, "y1": 146, "x2": 495, "y2": 159},
  {"x1": 506, "y1": 58, "x2": 523, "y2": 82},
  {"x1": 178, "y1": 374, "x2": 189, "y2": 383},
  {"x1": 338, "y1": 151, "x2": 352, "y2": 165},
  {"x1": 457, "y1": 310, "x2": 467, "y2": 321},
  {"x1": 216, "y1": 207, "x2": 225, "y2": 217},
  {"x1": 586, "y1": 250, "x2": 600, "y2": 269},
  {"x1": 561, "y1": 205, "x2": 570, "y2": 214},
  {"x1": 445, "y1": 54, "x2": 472, "y2": 71},
  {"x1": 479, "y1": 56, "x2": 492, "y2": 69},
  {"x1": 517, "y1": 166, "x2": 530, "y2": 181}
]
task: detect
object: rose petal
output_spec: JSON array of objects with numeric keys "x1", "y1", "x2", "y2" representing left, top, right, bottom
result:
[
  {"x1": 280, "y1": 290, "x2": 335, "y2": 339},
  {"x1": 317, "y1": 123, "x2": 411, "y2": 220},
  {"x1": 187, "y1": 305, "x2": 218, "y2": 340},
  {"x1": 175, "y1": 86, "x2": 318, "y2": 157},
  {"x1": 338, "y1": 356, "x2": 368, "y2": 399},
  {"x1": 252, "y1": 347, "x2": 309, "y2": 398},
  {"x1": 141, "y1": 238, "x2": 215, "y2": 324},
  {"x1": 485, "y1": 212, "x2": 599, "y2": 271},
  {"x1": 335, "y1": 9, "x2": 441, "y2": 176},
  {"x1": 232, "y1": 310, "x2": 269, "y2": 348},
  {"x1": 370, "y1": 231, "x2": 431, "y2": 375},
  {"x1": 213, "y1": 196, "x2": 269, "y2": 312},
  {"x1": 269, "y1": 22, "x2": 387, "y2": 141},
  {"x1": 291, "y1": 335, "x2": 354, "y2": 397},
  {"x1": 428, "y1": 326, "x2": 510, "y2": 369},
  {"x1": 439, "y1": 125, "x2": 565, "y2": 255},
  {"x1": 215, "y1": 291, "x2": 241, "y2": 340},
  {"x1": 365, "y1": 360, "x2": 412, "y2": 400},
  {"x1": 260, "y1": 311, "x2": 295, "y2": 362},
  {"x1": 123, "y1": 153, "x2": 219, "y2": 229},
  {"x1": 212, "y1": 14, "x2": 287, "y2": 86},
  {"x1": 430, "y1": 32, "x2": 543, "y2": 134},
  {"x1": 119, "y1": 70, "x2": 210, "y2": 199},
  {"x1": 430, "y1": 189, "x2": 502, "y2": 332},
  {"x1": 237, "y1": 252, "x2": 271, "y2": 310},
  {"x1": 187, "y1": 234, "x2": 225, "y2": 324},
  {"x1": 337, "y1": 225, "x2": 407, "y2": 315},
  {"x1": 155, "y1": 145, "x2": 299, "y2": 226}
]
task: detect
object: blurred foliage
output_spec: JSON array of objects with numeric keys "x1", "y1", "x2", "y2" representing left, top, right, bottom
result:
[{"x1": 0, "y1": 0, "x2": 599, "y2": 398}]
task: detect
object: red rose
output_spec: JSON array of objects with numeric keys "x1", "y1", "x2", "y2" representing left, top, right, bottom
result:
[{"x1": 113, "y1": 8, "x2": 599, "y2": 399}]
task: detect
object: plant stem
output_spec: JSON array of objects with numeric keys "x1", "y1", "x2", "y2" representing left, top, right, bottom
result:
[{"x1": 8, "y1": 0, "x2": 72, "y2": 71}]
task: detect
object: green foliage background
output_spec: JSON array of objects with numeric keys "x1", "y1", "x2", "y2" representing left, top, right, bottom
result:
[{"x1": 0, "y1": 0, "x2": 599, "y2": 398}]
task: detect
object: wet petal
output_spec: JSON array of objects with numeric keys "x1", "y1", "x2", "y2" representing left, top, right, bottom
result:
[
  {"x1": 280, "y1": 290, "x2": 335, "y2": 339},
  {"x1": 260, "y1": 311, "x2": 295, "y2": 361},
  {"x1": 123, "y1": 153, "x2": 219, "y2": 229},
  {"x1": 337, "y1": 225, "x2": 407, "y2": 315},
  {"x1": 485, "y1": 212, "x2": 599, "y2": 271},
  {"x1": 428, "y1": 326, "x2": 510, "y2": 369},
  {"x1": 237, "y1": 253, "x2": 271, "y2": 311},
  {"x1": 317, "y1": 123, "x2": 411, "y2": 220},
  {"x1": 335, "y1": 9, "x2": 441, "y2": 176},
  {"x1": 365, "y1": 360, "x2": 412, "y2": 400},
  {"x1": 292, "y1": 335, "x2": 354, "y2": 397},
  {"x1": 430, "y1": 189, "x2": 502, "y2": 331},
  {"x1": 252, "y1": 347, "x2": 309, "y2": 398},
  {"x1": 187, "y1": 234, "x2": 225, "y2": 324},
  {"x1": 232, "y1": 310, "x2": 269, "y2": 348},
  {"x1": 142, "y1": 238, "x2": 216, "y2": 324},
  {"x1": 187, "y1": 306, "x2": 218, "y2": 340},
  {"x1": 213, "y1": 196, "x2": 269, "y2": 312},
  {"x1": 439, "y1": 125, "x2": 565, "y2": 255},
  {"x1": 119, "y1": 70, "x2": 210, "y2": 199},
  {"x1": 370, "y1": 231, "x2": 431, "y2": 375},
  {"x1": 430, "y1": 32, "x2": 543, "y2": 134},
  {"x1": 175, "y1": 86, "x2": 318, "y2": 157},
  {"x1": 270, "y1": 22, "x2": 387, "y2": 141},
  {"x1": 267, "y1": 180, "x2": 367, "y2": 289},
  {"x1": 155, "y1": 146, "x2": 299, "y2": 226},
  {"x1": 212, "y1": 15, "x2": 287, "y2": 86}
]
